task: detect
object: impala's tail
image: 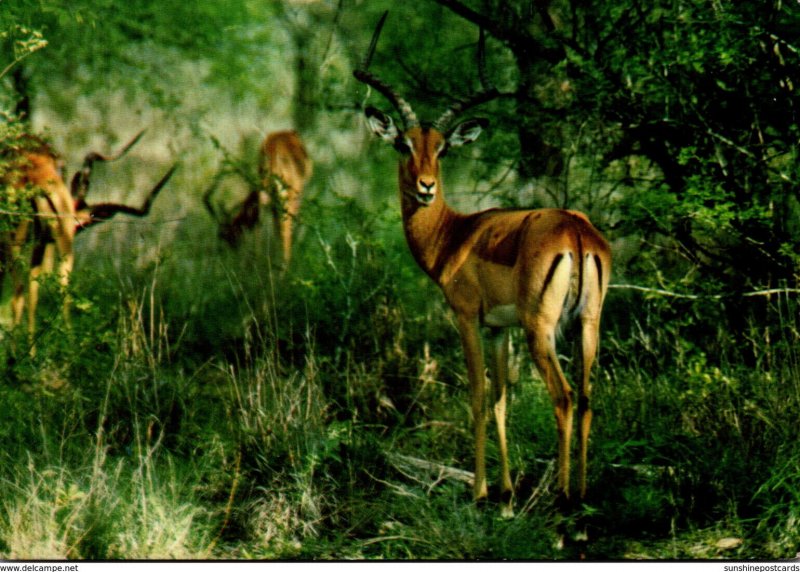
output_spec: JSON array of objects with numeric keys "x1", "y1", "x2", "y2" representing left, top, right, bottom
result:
[
  {"x1": 573, "y1": 248, "x2": 609, "y2": 319},
  {"x1": 540, "y1": 222, "x2": 609, "y2": 337}
]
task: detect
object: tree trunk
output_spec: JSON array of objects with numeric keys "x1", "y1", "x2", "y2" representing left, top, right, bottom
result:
[
  {"x1": 12, "y1": 66, "x2": 32, "y2": 122},
  {"x1": 291, "y1": 29, "x2": 319, "y2": 133},
  {"x1": 514, "y1": 52, "x2": 567, "y2": 188}
]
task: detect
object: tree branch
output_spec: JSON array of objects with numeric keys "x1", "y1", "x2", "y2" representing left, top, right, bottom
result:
[
  {"x1": 429, "y1": 0, "x2": 501, "y2": 37},
  {"x1": 608, "y1": 284, "x2": 800, "y2": 300},
  {"x1": 430, "y1": 0, "x2": 560, "y2": 62}
]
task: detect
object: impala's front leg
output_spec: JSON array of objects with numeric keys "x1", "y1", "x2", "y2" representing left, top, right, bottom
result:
[
  {"x1": 10, "y1": 222, "x2": 30, "y2": 330},
  {"x1": 488, "y1": 327, "x2": 514, "y2": 517},
  {"x1": 24, "y1": 241, "x2": 53, "y2": 355},
  {"x1": 51, "y1": 220, "x2": 75, "y2": 331},
  {"x1": 57, "y1": 250, "x2": 74, "y2": 330},
  {"x1": 457, "y1": 314, "x2": 489, "y2": 503}
]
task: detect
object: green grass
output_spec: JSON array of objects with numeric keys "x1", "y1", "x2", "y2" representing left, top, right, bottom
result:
[{"x1": 2, "y1": 167, "x2": 799, "y2": 560}]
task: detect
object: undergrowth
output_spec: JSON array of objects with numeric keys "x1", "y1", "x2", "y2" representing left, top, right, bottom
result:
[{"x1": 1, "y1": 192, "x2": 799, "y2": 560}]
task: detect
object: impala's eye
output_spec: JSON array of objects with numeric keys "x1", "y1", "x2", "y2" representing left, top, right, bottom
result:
[
  {"x1": 394, "y1": 138, "x2": 411, "y2": 154},
  {"x1": 438, "y1": 144, "x2": 450, "y2": 159}
]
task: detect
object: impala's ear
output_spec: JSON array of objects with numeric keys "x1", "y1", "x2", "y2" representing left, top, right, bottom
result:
[
  {"x1": 447, "y1": 118, "x2": 488, "y2": 147},
  {"x1": 365, "y1": 106, "x2": 399, "y2": 143}
]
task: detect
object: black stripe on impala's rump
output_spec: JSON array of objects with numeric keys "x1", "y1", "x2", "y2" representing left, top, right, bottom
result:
[
  {"x1": 541, "y1": 252, "x2": 565, "y2": 297},
  {"x1": 594, "y1": 254, "x2": 604, "y2": 294},
  {"x1": 570, "y1": 234, "x2": 584, "y2": 313}
]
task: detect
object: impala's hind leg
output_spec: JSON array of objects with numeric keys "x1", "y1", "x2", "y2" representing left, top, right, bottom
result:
[
  {"x1": 523, "y1": 252, "x2": 574, "y2": 502},
  {"x1": 528, "y1": 327, "x2": 574, "y2": 503},
  {"x1": 577, "y1": 254, "x2": 603, "y2": 501}
]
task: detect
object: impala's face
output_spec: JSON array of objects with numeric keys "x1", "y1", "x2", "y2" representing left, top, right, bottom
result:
[
  {"x1": 396, "y1": 126, "x2": 446, "y2": 206},
  {"x1": 364, "y1": 106, "x2": 486, "y2": 207}
]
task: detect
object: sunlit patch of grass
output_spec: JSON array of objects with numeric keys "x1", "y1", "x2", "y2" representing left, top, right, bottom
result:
[
  {"x1": 0, "y1": 454, "x2": 214, "y2": 559},
  {"x1": 0, "y1": 464, "x2": 77, "y2": 560},
  {"x1": 231, "y1": 493, "x2": 306, "y2": 559}
]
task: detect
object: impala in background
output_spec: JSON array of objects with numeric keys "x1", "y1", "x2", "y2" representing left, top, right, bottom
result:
[
  {"x1": 204, "y1": 130, "x2": 312, "y2": 271},
  {"x1": 0, "y1": 131, "x2": 176, "y2": 354}
]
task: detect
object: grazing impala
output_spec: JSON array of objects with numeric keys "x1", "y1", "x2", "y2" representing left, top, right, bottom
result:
[
  {"x1": 354, "y1": 13, "x2": 611, "y2": 517},
  {"x1": 204, "y1": 130, "x2": 311, "y2": 269},
  {"x1": 1, "y1": 131, "x2": 175, "y2": 353}
]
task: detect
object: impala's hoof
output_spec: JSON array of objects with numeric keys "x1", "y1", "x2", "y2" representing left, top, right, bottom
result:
[{"x1": 499, "y1": 489, "x2": 514, "y2": 518}]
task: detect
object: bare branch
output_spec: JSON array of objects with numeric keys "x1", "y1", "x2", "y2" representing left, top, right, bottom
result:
[
  {"x1": 385, "y1": 452, "x2": 474, "y2": 486},
  {"x1": 608, "y1": 283, "x2": 800, "y2": 300}
]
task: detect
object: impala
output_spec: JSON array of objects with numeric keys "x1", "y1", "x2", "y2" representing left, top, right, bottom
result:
[
  {"x1": 204, "y1": 130, "x2": 312, "y2": 269},
  {"x1": 354, "y1": 14, "x2": 611, "y2": 517},
  {"x1": 1, "y1": 131, "x2": 175, "y2": 353}
]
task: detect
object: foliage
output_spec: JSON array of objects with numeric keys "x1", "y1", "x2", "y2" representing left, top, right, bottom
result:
[
  {"x1": 580, "y1": 0, "x2": 800, "y2": 290},
  {"x1": 0, "y1": 121, "x2": 31, "y2": 234}
]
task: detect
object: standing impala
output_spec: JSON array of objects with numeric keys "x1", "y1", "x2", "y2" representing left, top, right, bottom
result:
[
  {"x1": 260, "y1": 130, "x2": 311, "y2": 268},
  {"x1": 1, "y1": 131, "x2": 175, "y2": 354},
  {"x1": 204, "y1": 130, "x2": 311, "y2": 269},
  {"x1": 354, "y1": 14, "x2": 611, "y2": 517}
]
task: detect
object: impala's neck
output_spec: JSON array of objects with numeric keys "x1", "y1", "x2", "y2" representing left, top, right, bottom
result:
[{"x1": 398, "y1": 171, "x2": 461, "y2": 284}]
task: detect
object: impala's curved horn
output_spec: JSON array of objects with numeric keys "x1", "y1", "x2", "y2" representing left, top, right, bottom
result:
[
  {"x1": 75, "y1": 163, "x2": 177, "y2": 234},
  {"x1": 360, "y1": 10, "x2": 388, "y2": 71},
  {"x1": 71, "y1": 129, "x2": 146, "y2": 202},
  {"x1": 202, "y1": 170, "x2": 230, "y2": 224},
  {"x1": 353, "y1": 11, "x2": 419, "y2": 129},
  {"x1": 434, "y1": 28, "x2": 499, "y2": 132}
]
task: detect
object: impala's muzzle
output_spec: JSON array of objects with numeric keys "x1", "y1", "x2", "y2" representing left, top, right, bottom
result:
[{"x1": 416, "y1": 178, "x2": 436, "y2": 205}]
